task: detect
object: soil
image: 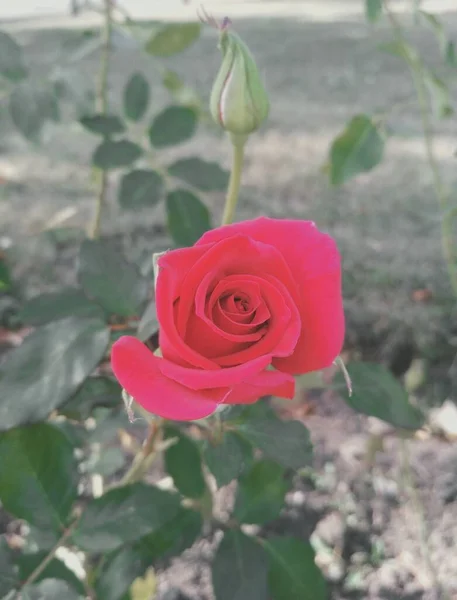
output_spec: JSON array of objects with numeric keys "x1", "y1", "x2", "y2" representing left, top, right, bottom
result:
[{"x1": 1, "y1": 2, "x2": 457, "y2": 599}]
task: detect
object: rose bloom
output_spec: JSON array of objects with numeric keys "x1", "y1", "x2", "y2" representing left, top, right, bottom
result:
[{"x1": 111, "y1": 218, "x2": 344, "y2": 421}]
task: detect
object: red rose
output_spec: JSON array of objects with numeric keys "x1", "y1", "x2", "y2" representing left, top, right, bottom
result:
[{"x1": 111, "y1": 217, "x2": 344, "y2": 421}]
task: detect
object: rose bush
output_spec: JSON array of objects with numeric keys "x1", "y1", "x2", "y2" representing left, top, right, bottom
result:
[{"x1": 111, "y1": 217, "x2": 344, "y2": 420}]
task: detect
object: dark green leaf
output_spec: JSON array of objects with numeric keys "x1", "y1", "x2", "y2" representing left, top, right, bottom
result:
[
  {"x1": 79, "y1": 239, "x2": 149, "y2": 317},
  {"x1": 18, "y1": 553, "x2": 85, "y2": 595},
  {"x1": 0, "y1": 536, "x2": 19, "y2": 597},
  {"x1": 95, "y1": 507, "x2": 201, "y2": 600},
  {"x1": 212, "y1": 530, "x2": 268, "y2": 600},
  {"x1": 164, "y1": 426, "x2": 206, "y2": 499},
  {"x1": 19, "y1": 288, "x2": 105, "y2": 326},
  {"x1": 445, "y1": 40, "x2": 456, "y2": 67},
  {"x1": 0, "y1": 317, "x2": 109, "y2": 431},
  {"x1": 145, "y1": 23, "x2": 201, "y2": 57},
  {"x1": 233, "y1": 460, "x2": 288, "y2": 525},
  {"x1": 73, "y1": 483, "x2": 181, "y2": 552},
  {"x1": 166, "y1": 189, "x2": 211, "y2": 247},
  {"x1": 118, "y1": 169, "x2": 164, "y2": 210},
  {"x1": 168, "y1": 157, "x2": 229, "y2": 192},
  {"x1": 335, "y1": 362, "x2": 424, "y2": 429},
  {"x1": 9, "y1": 83, "x2": 56, "y2": 141},
  {"x1": 137, "y1": 301, "x2": 158, "y2": 342},
  {"x1": 149, "y1": 106, "x2": 197, "y2": 148},
  {"x1": 365, "y1": 0, "x2": 382, "y2": 23},
  {"x1": 238, "y1": 407, "x2": 313, "y2": 470},
  {"x1": 92, "y1": 140, "x2": 143, "y2": 170},
  {"x1": 124, "y1": 73, "x2": 150, "y2": 122},
  {"x1": 87, "y1": 447, "x2": 126, "y2": 477},
  {"x1": 21, "y1": 579, "x2": 83, "y2": 600},
  {"x1": 265, "y1": 537, "x2": 327, "y2": 600},
  {"x1": 203, "y1": 432, "x2": 253, "y2": 487},
  {"x1": 60, "y1": 376, "x2": 121, "y2": 420},
  {"x1": 0, "y1": 257, "x2": 12, "y2": 292},
  {"x1": 329, "y1": 115, "x2": 385, "y2": 185},
  {"x1": 80, "y1": 114, "x2": 126, "y2": 136},
  {"x1": 0, "y1": 30, "x2": 27, "y2": 81},
  {"x1": 0, "y1": 423, "x2": 78, "y2": 533}
]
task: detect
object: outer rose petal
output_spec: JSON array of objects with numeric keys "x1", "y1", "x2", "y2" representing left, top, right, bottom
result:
[
  {"x1": 197, "y1": 217, "x2": 344, "y2": 373},
  {"x1": 111, "y1": 336, "x2": 222, "y2": 420},
  {"x1": 224, "y1": 369, "x2": 295, "y2": 404}
]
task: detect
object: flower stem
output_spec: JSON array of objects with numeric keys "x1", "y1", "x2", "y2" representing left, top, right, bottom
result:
[
  {"x1": 221, "y1": 134, "x2": 247, "y2": 226},
  {"x1": 88, "y1": 0, "x2": 113, "y2": 239}
]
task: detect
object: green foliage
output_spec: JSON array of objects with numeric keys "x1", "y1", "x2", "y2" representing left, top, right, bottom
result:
[
  {"x1": 168, "y1": 157, "x2": 229, "y2": 192},
  {"x1": 74, "y1": 483, "x2": 182, "y2": 552},
  {"x1": 79, "y1": 240, "x2": 149, "y2": 317},
  {"x1": 212, "y1": 530, "x2": 268, "y2": 600},
  {"x1": 0, "y1": 256, "x2": 12, "y2": 292},
  {"x1": 0, "y1": 317, "x2": 109, "y2": 431},
  {"x1": 21, "y1": 579, "x2": 83, "y2": 600},
  {"x1": 203, "y1": 431, "x2": 253, "y2": 487},
  {"x1": 0, "y1": 424, "x2": 78, "y2": 535},
  {"x1": 0, "y1": 536, "x2": 19, "y2": 597},
  {"x1": 237, "y1": 405, "x2": 313, "y2": 470},
  {"x1": 118, "y1": 169, "x2": 164, "y2": 210},
  {"x1": 19, "y1": 288, "x2": 105, "y2": 326},
  {"x1": 164, "y1": 426, "x2": 206, "y2": 499},
  {"x1": 335, "y1": 362, "x2": 425, "y2": 429},
  {"x1": 80, "y1": 114, "x2": 126, "y2": 136},
  {"x1": 166, "y1": 189, "x2": 212, "y2": 247},
  {"x1": 233, "y1": 459, "x2": 288, "y2": 525},
  {"x1": 0, "y1": 30, "x2": 27, "y2": 81},
  {"x1": 60, "y1": 376, "x2": 121, "y2": 420},
  {"x1": 9, "y1": 82, "x2": 59, "y2": 141},
  {"x1": 18, "y1": 553, "x2": 86, "y2": 595},
  {"x1": 329, "y1": 114, "x2": 385, "y2": 185},
  {"x1": 123, "y1": 73, "x2": 150, "y2": 122},
  {"x1": 145, "y1": 23, "x2": 201, "y2": 57},
  {"x1": 365, "y1": 0, "x2": 383, "y2": 23},
  {"x1": 92, "y1": 139, "x2": 143, "y2": 169},
  {"x1": 265, "y1": 537, "x2": 328, "y2": 600},
  {"x1": 149, "y1": 106, "x2": 197, "y2": 147}
]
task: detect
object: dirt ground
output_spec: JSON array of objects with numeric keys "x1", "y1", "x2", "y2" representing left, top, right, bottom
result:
[{"x1": 1, "y1": 2, "x2": 457, "y2": 599}]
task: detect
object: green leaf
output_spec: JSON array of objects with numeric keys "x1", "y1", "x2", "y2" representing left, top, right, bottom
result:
[
  {"x1": 335, "y1": 362, "x2": 425, "y2": 429},
  {"x1": 60, "y1": 376, "x2": 121, "y2": 420},
  {"x1": 79, "y1": 239, "x2": 149, "y2": 317},
  {"x1": 265, "y1": 537, "x2": 327, "y2": 600},
  {"x1": 80, "y1": 114, "x2": 126, "y2": 136},
  {"x1": 424, "y1": 70, "x2": 453, "y2": 118},
  {"x1": 87, "y1": 447, "x2": 126, "y2": 477},
  {"x1": 168, "y1": 157, "x2": 229, "y2": 192},
  {"x1": 21, "y1": 579, "x2": 83, "y2": 600},
  {"x1": 329, "y1": 115, "x2": 385, "y2": 185},
  {"x1": 137, "y1": 301, "x2": 158, "y2": 342},
  {"x1": 0, "y1": 257, "x2": 12, "y2": 292},
  {"x1": 212, "y1": 530, "x2": 268, "y2": 600},
  {"x1": 73, "y1": 483, "x2": 181, "y2": 552},
  {"x1": 92, "y1": 140, "x2": 143, "y2": 170},
  {"x1": 164, "y1": 426, "x2": 206, "y2": 499},
  {"x1": 18, "y1": 553, "x2": 85, "y2": 595},
  {"x1": 233, "y1": 460, "x2": 288, "y2": 525},
  {"x1": 365, "y1": 0, "x2": 382, "y2": 23},
  {"x1": 238, "y1": 407, "x2": 313, "y2": 470},
  {"x1": 0, "y1": 423, "x2": 78, "y2": 534},
  {"x1": 145, "y1": 23, "x2": 201, "y2": 57},
  {"x1": 149, "y1": 106, "x2": 197, "y2": 148},
  {"x1": 124, "y1": 73, "x2": 150, "y2": 122},
  {"x1": 0, "y1": 317, "x2": 109, "y2": 431},
  {"x1": 0, "y1": 30, "x2": 27, "y2": 81},
  {"x1": 0, "y1": 536, "x2": 19, "y2": 597},
  {"x1": 118, "y1": 169, "x2": 164, "y2": 210},
  {"x1": 9, "y1": 82, "x2": 56, "y2": 141},
  {"x1": 420, "y1": 11, "x2": 449, "y2": 59},
  {"x1": 166, "y1": 189, "x2": 211, "y2": 247},
  {"x1": 203, "y1": 432, "x2": 253, "y2": 487},
  {"x1": 445, "y1": 40, "x2": 457, "y2": 67},
  {"x1": 162, "y1": 70, "x2": 201, "y2": 111},
  {"x1": 19, "y1": 288, "x2": 105, "y2": 326},
  {"x1": 95, "y1": 507, "x2": 202, "y2": 600}
]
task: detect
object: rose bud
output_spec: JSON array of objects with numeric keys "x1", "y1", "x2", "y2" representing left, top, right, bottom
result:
[{"x1": 210, "y1": 27, "x2": 269, "y2": 136}]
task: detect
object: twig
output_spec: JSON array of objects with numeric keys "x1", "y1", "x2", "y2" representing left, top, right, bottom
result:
[{"x1": 88, "y1": 0, "x2": 113, "y2": 239}]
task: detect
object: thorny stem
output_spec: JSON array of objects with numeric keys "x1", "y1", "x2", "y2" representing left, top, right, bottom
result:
[
  {"x1": 88, "y1": 0, "x2": 113, "y2": 239},
  {"x1": 221, "y1": 135, "x2": 247, "y2": 226},
  {"x1": 384, "y1": 3, "x2": 457, "y2": 298}
]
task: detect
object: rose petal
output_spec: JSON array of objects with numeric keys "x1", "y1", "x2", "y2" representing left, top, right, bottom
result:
[
  {"x1": 111, "y1": 336, "x2": 222, "y2": 420},
  {"x1": 223, "y1": 369, "x2": 295, "y2": 404},
  {"x1": 197, "y1": 217, "x2": 344, "y2": 373}
]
